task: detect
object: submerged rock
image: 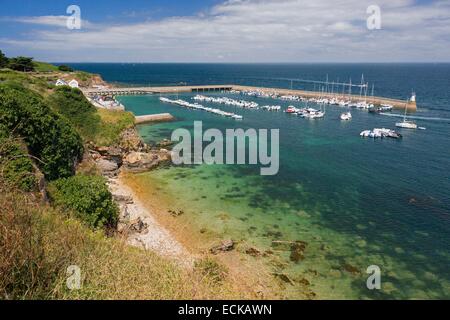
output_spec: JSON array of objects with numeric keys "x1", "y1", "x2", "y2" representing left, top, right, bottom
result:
[
  {"x1": 289, "y1": 241, "x2": 308, "y2": 263},
  {"x1": 342, "y1": 263, "x2": 361, "y2": 275}
]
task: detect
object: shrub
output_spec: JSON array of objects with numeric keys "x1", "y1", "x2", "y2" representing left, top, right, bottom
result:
[
  {"x1": 48, "y1": 174, "x2": 118, "y2": 229},
  {"x1": 0, "y1": 84, "x2": 83, "y2": 180},
  {"x1": 47, "y1": 86, "x2": 101, "y2": 142},
  {"x1": 7, "y1": 56, "x2": 35, "y2": 72},
  {"x1": 57, "y1": 65, "x2": 73, "y2": 72},
  {"x1": 0, "y1": 132, "x2": 37, "y2": 191}
]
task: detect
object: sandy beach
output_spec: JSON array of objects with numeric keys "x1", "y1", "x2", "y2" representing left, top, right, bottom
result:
[{"x1": 108, "y1": 175, "x2": 195, "y2": 269}]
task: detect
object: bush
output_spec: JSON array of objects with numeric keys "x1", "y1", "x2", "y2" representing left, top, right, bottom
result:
[
  {"x1": 47, "y1": 86, "x2": 101, "y2": 142},
  {"x1": 7, "y1": 56, "x2": 35, "y2": 72},
  {"x1": 58, "y1": 65, "x2": 73, "y2": 72},
  {"x1": 0, "y1": 84, "x2": 83, "y2": 180},
  {"x1": 0, "y1": 132, "x2": 37, "y2": 191},
  {"x1": 48, "y1": 174, "x2": 118, "y2": 229}
]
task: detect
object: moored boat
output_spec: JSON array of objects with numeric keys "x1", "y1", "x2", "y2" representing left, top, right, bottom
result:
[{"x1": 340, "y1": 112, "x2": 352, "y2": 120}]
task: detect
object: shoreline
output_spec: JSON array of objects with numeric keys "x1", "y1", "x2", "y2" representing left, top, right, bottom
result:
[
  {"x1": 117, "y1": 172, "x2": 282, "y2": 299},
  {"x1": 108, "y1": 174, "x2": 195, "y2": 269}
]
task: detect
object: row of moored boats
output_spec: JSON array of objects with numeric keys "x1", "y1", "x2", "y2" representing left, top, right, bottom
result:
[
  {"x1": 192, "y1": 95, "x2": 281, "y2": 111},
  {"x1": 159, "y1": 97, "x2": 243, "y2": 120}
]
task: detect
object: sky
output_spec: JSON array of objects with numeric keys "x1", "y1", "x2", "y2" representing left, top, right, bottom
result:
[{"x1": 0, "y1": 0, "x2": 449, "y2": 63}]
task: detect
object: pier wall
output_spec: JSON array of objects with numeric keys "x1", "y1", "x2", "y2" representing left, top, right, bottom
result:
[{"x1": 135, "y1": 113, "x2": 175, "y2": 124}]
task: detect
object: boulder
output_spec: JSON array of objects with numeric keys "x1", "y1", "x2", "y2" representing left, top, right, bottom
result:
[
  {"x1": 122, "y1": 151, "x2": 161, "y2": 173},
  {"x1": 96, "y1": 159, "x2": 119, "y2": 176},
  {"x1": 128, "y1": 217, "x2": 149, "y2": 234},
  {"x1": 210, "y1": 239, "x2": 234, "y2": 254}
]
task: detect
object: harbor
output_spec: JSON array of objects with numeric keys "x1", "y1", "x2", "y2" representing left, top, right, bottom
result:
[{"x1": 83, "y1": 83, "x2": 417, "y2": 112}]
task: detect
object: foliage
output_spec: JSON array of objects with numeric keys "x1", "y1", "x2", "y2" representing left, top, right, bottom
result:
[
  {"x1": 0, "y1": 183, "x2": 239, "y2": 300},
  {"x1": 0, "y1": 50, "x2": 8, "y2": 68},
  {"x1": 7, "y1": 56, "x2": 35, "y2": 72},
  {"x1": 0, "y1": 84, "x2": 83, "y2": 180},
  {"x1": 0, "y1": 131, "x2": 37, "y2": 191},
  {"x1": 95, "y1": 108, "x2": 135, "y2": 146},
  {"x1": 48, "y1": 174, "x2": 118, "y2": 229},
  {"x1": 57, "y1": 65, "x2": 74, "y2": 72},
  {"x1": 47, "y1": 86, "x2": 101, "y2": 142}
]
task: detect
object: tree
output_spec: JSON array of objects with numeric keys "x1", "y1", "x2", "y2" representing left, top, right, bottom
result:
[
  {"x1": 7, "y1": 56, "x2": 35, "y2": 72},
  {"x1": 0, "y1": 50, "x2": 8, "y2": 68}
]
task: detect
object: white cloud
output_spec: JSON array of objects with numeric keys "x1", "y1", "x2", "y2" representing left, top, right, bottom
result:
[{"x1": 1, "y1": 0, "x2": 449, "y2": 62}]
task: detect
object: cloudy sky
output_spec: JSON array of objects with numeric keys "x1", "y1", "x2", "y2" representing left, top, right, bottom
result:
[{"x1": 0, "y1": 0, "x2": 449, "y2": 62}]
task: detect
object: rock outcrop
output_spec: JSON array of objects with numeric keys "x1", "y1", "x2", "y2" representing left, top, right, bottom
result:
[{"x1": 88, "y1": 126, "x2": 172, "y2": 177}]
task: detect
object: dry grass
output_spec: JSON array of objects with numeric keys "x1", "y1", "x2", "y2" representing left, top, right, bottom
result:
[{"x1": 0, "y1": 183, "x2": 242, "y2": 300}]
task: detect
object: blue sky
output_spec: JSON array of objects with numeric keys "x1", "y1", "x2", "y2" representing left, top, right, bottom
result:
[{"x1": 1, "y1": 0, "x2": 449, "y2": 62}]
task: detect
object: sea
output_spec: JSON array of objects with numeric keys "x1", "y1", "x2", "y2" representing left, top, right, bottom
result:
[{"x1": 68, "y1": 63, "x2": 450, "y2": 299}]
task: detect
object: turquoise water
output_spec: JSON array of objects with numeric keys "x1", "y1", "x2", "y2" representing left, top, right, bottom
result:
[{"x1": 75, "y1": 64, "x2": 450, "y2": 299}]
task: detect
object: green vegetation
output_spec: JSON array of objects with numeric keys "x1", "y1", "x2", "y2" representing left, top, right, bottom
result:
[
  {"x1": 48, "y1": 86, "x2": 101, "y2": 142},
  {"x1": 0, "y1": 132, "x2": 37, "y2": 191},
  {"x1": 0, "y1": 84, "x2": 83, "y2": 180},
  {"x1": 96, "y1": 108, "x2": 135, "y2": 146},
  {"x1": 0, "y1": 69, "x2": 53, "y2": 94},
  {"x1": 48, "y1": 174, "x2": 118, "y2": 229},
  {"x1": 7, "y1": 56, "x2": 35, "y2": 72},
  {"x1": 0, "y1": 50, "x2": 8, "y2": 68},
  {"x1": 33, "y1": 61, "x2": 59, "y2": 72},
  {"x1": 57, "y1": 65, "x2": 74, "y2": 72},
  {"x1": 0, "y1": 184, "x2": 237, "y2": 300}
]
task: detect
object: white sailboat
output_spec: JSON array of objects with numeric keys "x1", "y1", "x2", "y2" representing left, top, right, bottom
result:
[{"x1": 396, "y1": 93, "x2": 418, "y2": 129}]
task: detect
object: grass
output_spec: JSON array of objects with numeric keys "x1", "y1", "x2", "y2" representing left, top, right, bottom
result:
[
  {"x1": 94, "y1": 108, "x2": 135, "y2": 146},
  {"x1": 0, "y1": 69, "x2": 53, "y2": 95},
  {"x1": 0, "y1": 182, "x2": 241, "y2": 300},
  {"x1": 33, "y1": 61, "x2": 59, "y2": 73}
]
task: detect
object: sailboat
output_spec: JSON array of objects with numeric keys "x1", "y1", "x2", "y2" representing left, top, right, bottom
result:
[{"x1": 396, "y1": 93, "x2": 418, "y2": 129}]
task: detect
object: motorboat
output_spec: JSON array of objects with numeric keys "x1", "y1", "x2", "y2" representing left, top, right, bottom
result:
[{"x1": 340, "y1": 112, "x2": 352, "y2": 120}]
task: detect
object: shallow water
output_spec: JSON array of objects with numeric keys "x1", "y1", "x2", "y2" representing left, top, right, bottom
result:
[{"x1": 73, "y1": 63, "x2": 450, "y2": 299}]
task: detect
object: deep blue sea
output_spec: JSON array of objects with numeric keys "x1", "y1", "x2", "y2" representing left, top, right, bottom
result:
[{"x1": 69, "y1": 63, "x2": 450, "y2": 299}]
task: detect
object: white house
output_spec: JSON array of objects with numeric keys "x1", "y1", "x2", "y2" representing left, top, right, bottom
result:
[
  {"x1": 68, "y1": 79, "x2": 79, "y2": 88},
  {"x1": 55, "y1": 79, "x2": 67, "y2": 86}
]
